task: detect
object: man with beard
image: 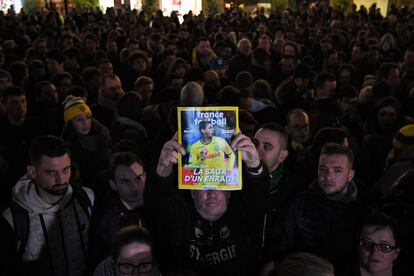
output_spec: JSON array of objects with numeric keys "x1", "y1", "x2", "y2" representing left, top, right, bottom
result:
[
  {"x1": 92, "y1": 73, "x2": 125, "y2": 128},
  {"x1": 266, "y1": 143, "x2": 370, "y2": 276},
  {"x1": 192, "y1": 37, "x2": 218, "y2": 72},
  {"x1": 0, "y1": 135, "x2": 94, "y2": 276}
]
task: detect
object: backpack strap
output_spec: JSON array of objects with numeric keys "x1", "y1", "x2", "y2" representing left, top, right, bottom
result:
[
  {"x1": 9, "y1": 201, "x2": 29, "y2": 261},
  {"x1": 71, "y1": 183, "x2": 92, "y2": 219}
]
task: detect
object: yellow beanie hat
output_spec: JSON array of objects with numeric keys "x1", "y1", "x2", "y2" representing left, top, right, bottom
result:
[{"x1": 63, "y1": 95, "x2": 92, "y2": 122}]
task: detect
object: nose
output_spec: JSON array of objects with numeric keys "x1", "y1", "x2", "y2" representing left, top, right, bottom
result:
[{"x1": 55, "y1": 172, "x2": 63, "y2": 184}]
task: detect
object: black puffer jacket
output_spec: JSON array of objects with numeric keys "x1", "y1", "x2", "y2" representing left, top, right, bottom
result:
[
  {"x1": 267, "y1": 180, "x2": 371, "y2": 276},
  {"x1": 150, "y1": 167, "x2": 270, "y2": 276}
]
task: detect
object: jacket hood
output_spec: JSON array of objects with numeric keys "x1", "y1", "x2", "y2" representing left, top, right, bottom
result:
[{"x1": 12, "y1": 175, "x2": 74, "y2": 214}]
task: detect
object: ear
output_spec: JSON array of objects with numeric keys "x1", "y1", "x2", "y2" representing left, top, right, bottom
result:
[
  {"x1": 279, "y1": 149, "x2": 289, "y2": 163},
  {"x1": 109, "y1": 179, "x2": 118, "y2": 191},
  {"x1": 27, "y1": 165, "x2": 36, "y2": 179},
  {"x1": 348, "y1": 169, "x2": 355, "y2": 182},
  {"x1": 394, "y1": 247, "x2": 400, "y2": 260}
]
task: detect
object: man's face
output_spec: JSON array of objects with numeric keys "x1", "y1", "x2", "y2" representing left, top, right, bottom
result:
[
  {"x1": 110, "y1": 162, "x2": 146, "y2": 206},
  {"x1": 320, "y1": 80, "x2": 337, "y2": 98},
  {"x1": 30, "y1": 154, "x2": 71, "y2": 197},
  {"x1": 253, "y1": 129, "x2": 288, "y2": 172},
  {"x1": 318, "y1": 154, "x2": 354, "y2": 196},
  {"x1": 191, "y1": 190, "x2": 230, "y2": 221},
  {"x1": 351, "y1": 46, "x2": 363, "y2": 63},
  {"x1": 359, "y1": 226, "x2": 399, "y2": 274},
  {"x1": 238, "y1": 40, "x2": 252, "y2": 56},
  {"x1": 40, "y1": 83, "x2": 58, "y2": 105},
  {"x1": 36, "y1": 41, "x2": 48, "y2": 57},
  {"x1": 384, "y1": 68, "x2": 400, "y2": 91},
  {"x1": 283, "y1": 45, "x2": 296, "y2": 57},
  {"x1": 197, "y1": 40, "x2": 211, "y2": 57},
  {"x1": 116, "y1": 242, "x2": 155, "y2": 276},
  {"x1": 99, "y1": 62, "x2": 114, "y2": 75},
  {"x1": 132, "y1": 58, "x2": 147, "y2": 73},
  {"x1": 5, "y1": 95, "x2": 27, "y2": 121},
  {"x1": 102, "y1": 76, "x2": 124, "y2": 101},
  {"x1": 201, "y1": 123, "x2": 214, "y2": 138},
  {"x1": 327, "y1": 53, "x2": 339, "y2": 67},
  {"x1": 404, "y1": 50, "x2": 414, "y2": 64},
  {"x1": 0, "y1": 77, "x2": 12, "y2": 92},
  {"x1": 258, "y1": 36, "x2": 271, "y2": 52},
  {"x1": 286, "y1": 112, "x2": 310, "y2": 144},
  {"x1": 46, "y1": 59, "x2": 63, "y2": 74}
]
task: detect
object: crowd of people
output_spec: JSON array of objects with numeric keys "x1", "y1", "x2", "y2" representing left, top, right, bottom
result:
[{"x1": 0, "y1": 0, "x2": 414, "y2": 275}]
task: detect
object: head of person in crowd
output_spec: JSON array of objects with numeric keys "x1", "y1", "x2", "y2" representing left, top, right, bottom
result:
[
  {"x1": 324, "y1": 49, "x2": 339, "y2": 71},
  {"x1": 109, "y1": 152, "x2": 147, "y2": 209},
  {"x1": 134, "y1": 76, "x2": 154, "y2": 107},
  {"x1": 211, "y1": 58, "x2": 226, "y2": 80},
  {"x1": 58, "y1": 33, "x2": 74, "y2": 50},
  {"x1": 29, "y1": 59, "x2": 46, "y2": 82},
  {"x1": 35, "y1": 81, "x2": 58, "y2": 105},
  {"x1": 320, "y1": 36, "x2": 334, "y2": 55},
  {"x1": 239, "y1": 109, "x2": 258, "y2": 139},
  {"x1": 46, "y1": 49, "x2": 65, "y2": 75},
  {"x1": 283, "y1": 42, "x2": 299, "y2": 58},
  {"x1": 313, "y1": 72, "x2": 337, "y2": 100},
  {"x1": 98, "y1": 58, "x2": 114, "y2": 75},
  {"x1": 379, "y1": 33, "x2": 397, "y2": 53},
  {"x1": 237, "y1": 38, "x2": 253, "y2": 57},
  {"x1": 106, "y1": 226, "x2": 160, "y2": 276},
  {"x1": 351, "y1": 42, "x2": 368, "y2": 65},
  {"x1": 8, "y1": 61, "x2": 29, "y2": 88},
  {"x1": 33, "y1": 37, "x2": 48, "y2": 59},
  {"x1": 258, "y1": 34, "x2": 272, "y2": 54},
  {"x1": 27, "y1": 135, "x2": 71, "y2": 205},
  {"x1": 63, "y1": 47, "x2": 82, "y2": 73},
  {"x1": 272, "y1": 37, "x2": 285, "y2": 56},
  {"x1": 99, "y1": 73, "x2": 125, "y2": 103},
  {"x1": 252, "y1": 79, "x2": 272, "y2": 100},
  {"x1": 129, "y1": 51, "x2": 150, "y2": 75},
  {"x1": 253, "y1": 123, "x2": 289, "y2": 173},
  {"x1": 336, "y1": 85, "x2": 358, "y2": 115},
  {"x1": 66, "y1": 85, "x2": 88, "y2": 103},
  {"x1": 293, "y1": 63, "x2": 312, "y2": 92},
  {"x1": 377, "y1": 63, "x2": 400, "y2": 94},
  {"x1": 180, "y1": 81, "x2": 205, "y2": 107},
  {"x1": 235, "y1": 71, "x2": 253, "y2": 96},
  {"x1": 286, "y1": 109, "x2": 310, "y2": 146},
  {"x1": 52, "y1": 71, "x2": 73, "y2": 102},
  {"x1": 105, "y1": 39, "x2": 119, "y2": 58},
  {"x1": 385, "y1": 124, "x2": 414, "y2": 168},
  {"x1": 63, "y1": 96, "x2": 93, "y2": 136},
  {"x1": 317, "y1": 143, "x2": 355, "y2": 197},
  {"x1": 280, "y1": 56, "x2": 297, "y2": 77},
  {"x1": 359, "y1": 214, "x2": 400, "y2": 276},
  {"x1": 1, "y1": 85, "x2": 27, "y2": 126},
  {"x1": 403, "y1": 44, "x2": 414, "y2": 70},
  {"x1": 195, "y1": 36, "x2": 213, "y2": 58},
  {"x1": 191, "y1": 188, "x2": 231, "y2": 222},
  {"x1": 167, "y1": 57, "x2": 189, "y2": 79},
  {"x1": 0, "y1": 69, "x2": 13, "y2": 93},
  {"x1": 82, "y1": 67, "x2": 101, "y2": 101},
  {"x1": 337, "y1": 64, "x2": 360, "y2": 88},
  {"x1": 388, "y1": 169, "x2": 414, "y2": 205},
  {"x1": 253, "y1": 48, "x2": 272, "y2": 71},
  {"x1": 147, "y1": 33, "x2": 164, "y2": 55},
  {"x1": 367, "y1": 46, "x2": 380, "y2": 65},
  {"x1": 83, "y1": 33, "x2": 98, "y2": 55},
  {"x1": 203, "y1": 70, "x2": 220, "y2": 99},
  {"x1": 276, "y1": 252, "x2": 334, "y2": 276},
  {"x1": 370, "y1": 96, "x2": 401, "y2": 134}
]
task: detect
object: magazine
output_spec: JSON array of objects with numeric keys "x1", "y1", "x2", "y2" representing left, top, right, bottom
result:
[{"x1": 177, "y1": 106, "x2": 242, "y2": 190}]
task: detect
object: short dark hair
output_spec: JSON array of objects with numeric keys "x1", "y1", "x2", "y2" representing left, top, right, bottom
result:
[
  {"x1": 314, "y1": 72, "x2": 336, "y2": 90},
  {"x1": 360, "y1": 213, "x2": 399, "y2": 247},
  {"x1": 29, "y1": 135, "x2": 70, "y2": 166},
  {"x1": 259, "y1": 122, "x2": 288, "y2": 149},
  {"x1": 277, "y1": 252, "x2": 334, "y2": 276},
  {"x1": 199, "y1": 120, "x2": 212, "y2": 132},
  {"x1": 111, "y1": 226, "x2": 153, "y2": 259},
  {"x1": 320, "y1": 142, "x2": 354, "y2": 167},
  {"x1": 377, "y1": 62, "x2": 399, "y2": 81},
  {"x1": 1, "y1": 85, "x2": 26, "y2": 103},
  {"x1": 108, "y1": 151, "x2": 145, "y2": 180}
]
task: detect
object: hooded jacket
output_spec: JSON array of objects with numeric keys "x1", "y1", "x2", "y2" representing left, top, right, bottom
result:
[{"x1": 1, "y1": 176, "x2": 94, "y2": 276}]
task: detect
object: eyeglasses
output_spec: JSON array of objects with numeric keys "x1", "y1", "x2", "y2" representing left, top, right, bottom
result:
[
  {"x1": 360, "y1": 238, "x2": 397, "y2": 253},
  {"x1": 117, "y1": 262, "x2": 154, "y2": 274}
]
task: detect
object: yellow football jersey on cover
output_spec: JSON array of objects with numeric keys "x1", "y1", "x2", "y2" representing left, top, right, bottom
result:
[{"x1": 189, "y1": 136, "x2": 234, "y2": 171}]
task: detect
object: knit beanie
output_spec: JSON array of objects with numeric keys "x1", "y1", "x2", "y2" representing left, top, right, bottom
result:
[
  {"x1": 386, "y1": 124, "x2": 414, "y2": 168},
  {"x1": 63, "y1": 95, "x2": 92, "y2": 122}
]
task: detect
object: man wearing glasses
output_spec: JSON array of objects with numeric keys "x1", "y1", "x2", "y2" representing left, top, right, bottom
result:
[{"x1": 266, "y1": 143, "x2": 371, "y2": 276}]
